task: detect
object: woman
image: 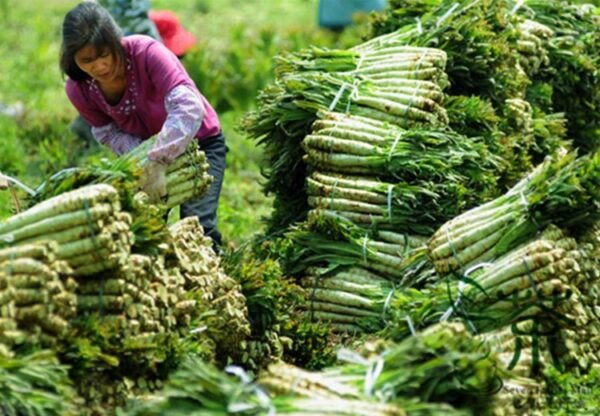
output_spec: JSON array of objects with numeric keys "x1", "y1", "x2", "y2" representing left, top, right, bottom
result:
[{"x1": 60, "y1": 1, "x2": 226, "y2": 250}]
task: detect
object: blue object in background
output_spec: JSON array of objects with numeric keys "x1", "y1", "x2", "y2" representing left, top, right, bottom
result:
[{"x1": 318, "y1": 0, "x2": 387, "y2": 29}]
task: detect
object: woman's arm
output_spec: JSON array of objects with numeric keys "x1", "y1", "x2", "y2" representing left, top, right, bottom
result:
[
  {"x1": 146, "y1": 84, "x2": 205, "y2": 164},
  {"x1": 91, "y1": 123, "x2": 143, "y2": 155}
]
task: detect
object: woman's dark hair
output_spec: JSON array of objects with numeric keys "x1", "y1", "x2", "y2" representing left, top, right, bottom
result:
[{"x1": 59, "y1": 1, "x2": 125, "y2": 81}]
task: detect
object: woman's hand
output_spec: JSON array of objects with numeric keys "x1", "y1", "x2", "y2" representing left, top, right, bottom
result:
[{"x1": 140, "y1": 160, "x2": 168, "y2": 203}]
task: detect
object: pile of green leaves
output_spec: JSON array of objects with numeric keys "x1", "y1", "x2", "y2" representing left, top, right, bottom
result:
[
  {"x1": 0, "y1": 350, "x2": 80, "y2": 416},
  {"x1": 543, "y1": 366, "x2": 600, "y2": 414},
  {"x1": 371, "y1": 0, "x2": 528, "y2": 102},
  {"x1": 520, "y1": 0, "x2": 600, "y2": 151},
  {"x1": 223, "y1": 239, "x2": 337, "y2": 370},
  {"x1": 371, "y1": 0, "x2": 599, "y2": 157}
]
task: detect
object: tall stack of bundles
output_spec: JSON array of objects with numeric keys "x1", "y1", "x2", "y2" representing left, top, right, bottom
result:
[
  {"x1": 291, "y1": 105, "x2": 501, "y2": 331},
  {"x1": 0, "y1": 184, "x2": 133, "y2": 277},
  {"x1": 125, "y1": 137, "x2": 214, "y2": 209},
  {"x1": 71, "y1": 255, "x2": 169, "y2": 405},
  {"x1": 71, "y1": 251, "x2": 195, "y2": 409},
  {"x1": 167, "y1": 217, "x2": 251, "y2": 359},
  {"x1": 370, "y1": 0, "x2": 600, "y2": 152},
  {"x1": 0, "y1": 242, "x2": 77, "y2": 349},
  {"x1": 242, "y1": 31, "x2": 455, "y2": 232}
]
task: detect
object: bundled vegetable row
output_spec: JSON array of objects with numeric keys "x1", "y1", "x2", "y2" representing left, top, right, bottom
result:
[
  {"x1": 0, "y1": 184, "x2": 133, "y2": 277},
  {"x1": 287, "y1": 211, "x2": 428, "y2": 281},
  {"x1": 546, "y1": 223, "x2": 600, "y2": 373},
  {"x1": 68, "y1": 216, "x2": 250, "y2": 409},
  {"x1": 166, "y1": 217, "x2": 251, "y2": 359},
  {"x1": 298, "y1": 222, "x2": 591, "y2": 341},
  {"x1": 0, "y1": 159, "x2": 246, "y2": 411},
  {"x1": 122, "y1": 322, "x2": 503, "y2": 415},
  {"x1": 0, "y1": 242, "x2": 77, "y2": 349}
]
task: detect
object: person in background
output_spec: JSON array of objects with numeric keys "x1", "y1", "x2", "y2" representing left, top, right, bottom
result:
[
  {"x1": 149, "y1": 10, "x2": 197, "y2": 59},
  {"x1": 318, "y1": 0, "x2": 387, "y2": 31},
  {"x1": 60, "y1": 1, "x2": 226, "y2": 251},
  {"x1": 100, "y1": 0, "x2": 162, "y2": 40}
]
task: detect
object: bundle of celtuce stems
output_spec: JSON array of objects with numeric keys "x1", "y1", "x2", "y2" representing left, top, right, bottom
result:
[
  {"x1": 242, "y1": 30, "x2": 456, "y2": 231},
  {"x1": 259, "y1": 322, "x2": 501, "y2": 414},
  {"x1": 306, "y1": 225, "x2": 583, "y2": 337},
  {"x1": 288, "y1": 212, "x2": 428, "y2": 280},
  {"x1": 302, "y1": 111, "x2": 499, "y2": 232},
  {"x1": 273, "y1": 38, "x2": 449, "y2": 127},
  {"x1": 427, "y1": 149, "x2": 600, "y2": 276},
  {"x1": 0, "y1": 184, "x2": 133, "y2": 277},
  {"x1": 418, "y1": 226, "x2": 580, "y2": 333},
  {"x1": 124, "y1": 136, "x2": 214, "y2": 209},
  {"x1": 0, "y1": 242, "x2": 77, "y2": 348},
  {"x1": 300, "y1": 266, "x2": 393, "y2": 334}
]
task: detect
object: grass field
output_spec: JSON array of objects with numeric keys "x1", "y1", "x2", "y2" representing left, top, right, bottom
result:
[{"x1": 0, "y1": 0, "x2": 357, "y2": 248}]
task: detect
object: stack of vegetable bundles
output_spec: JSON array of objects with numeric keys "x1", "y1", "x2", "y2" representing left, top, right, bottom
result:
[
  {"x1": 0, "y1": 140, "x2": 252, "y2": 410},
  {"x1": 244, "y1": 29, "x2": 509, "y2": 332},
  {"x1": 72, "y1": 216, "x2": 250, "y2": 410},
  {"x1": 0, "y1": 184, "x2": 132, "y2": 277},
  {"x1": 0, "y1": 242, "x2": 76, "y2": 350}
]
